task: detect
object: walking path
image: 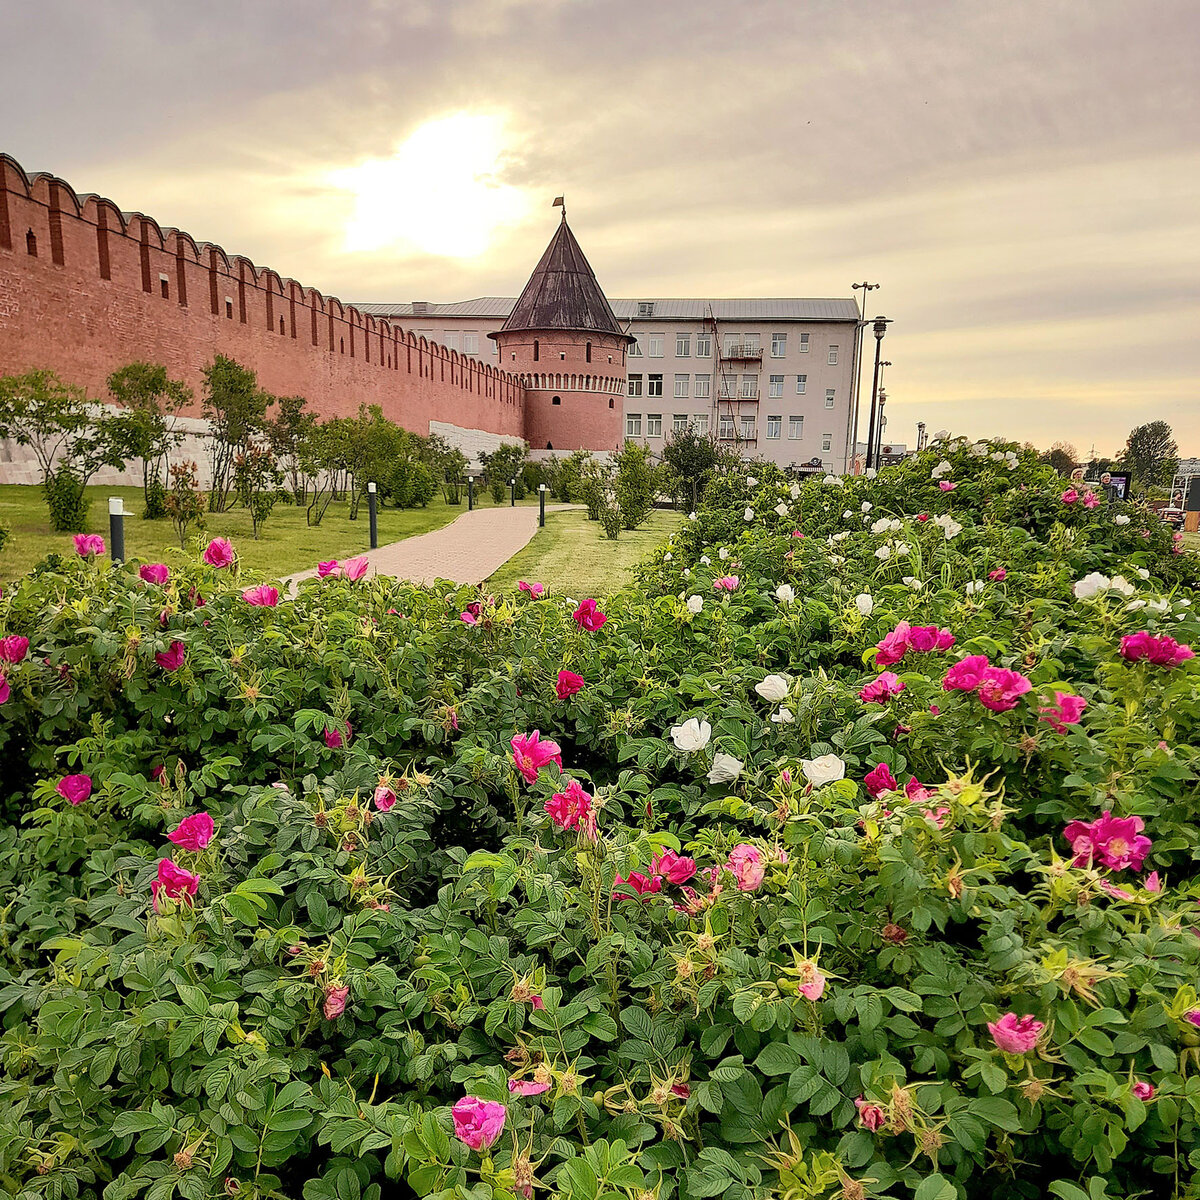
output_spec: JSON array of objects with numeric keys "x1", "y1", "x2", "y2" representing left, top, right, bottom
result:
[{"x1": 283, "y1": 503, "x2": 578, "y2": 590}]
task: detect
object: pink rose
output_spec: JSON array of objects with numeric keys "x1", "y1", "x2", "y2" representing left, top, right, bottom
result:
[
  {"x1": 907, "y1": 625, "x2": 955, "y2": 653},
  {"x1": 651, "y1": 849, "x2": 697, "y2": 885},
  {"x1": 452, "y1": 1097, "x2": 506, "y2": 1151},
  {"x1": 57, "y1": 773, "x2": 93, "y2": 805},
  {"x1": 874, "y1": 621, "x2": 912, "y2": 668},
  {"x1": 73, "y1": 533, "x2": 106, "y2": 557},
  {"x1": 855, "y1": 1097, "x2": 887, "y2": 1131},
  {"x1": 324, "y1": 721, "x2": 351, "y2": 749},
  {"x1": 988, "y1": 568, "x2": 1007, "y2": 581},
  {"x1": 317, "y1": 560, "x2": 340, "y2": 578},
  {"x1": 518, "y1": 581, "x2": 545, "y2": 598},
  {"x1": 1038, "y1": 691, "x2": 1088, "y2": 733},
  {"x1": 864, "y1": 762, "x2": 898, "y2": 798},
  {"x1": 508, "y1": 1078, "x2": 551, "y2": 1096},
  {"x1": 859, "y1": 672, "x2": 905, "y2": 704},
  {"x1": 203, "y1": 538, "x2": 235, "y2": 568},
  {"x1": 977, "y1": 667, "x2": 1033, "y2": 712},
  {"x1": 343, "y1": 556, "x2": 369, "y2": 581},
  {"x1": 1061, "y1": 488, "x2": 1079, "y2": 504},
  {"x1": 155, "y1": 640, "x2": 187, "y2": 671},
  {"x1": 1062, "y1": 811, "x2": 1151, "y2": 872},
  {"x1": 555, "y1": 669, "x2": 584, "y2": 700},
  {"x1": 1120, "y1": 632, "x2": 1194, "y2": 668},
  {"x1": 1144, "y1": 871, "x2": 1162, "y2": 892},
  {"x1": 942, "y1": 654, "x2": 991, "y2": 692},
  {"x1": 151, "y1": 857, "x2": 200, "y2": 911},
  {"x1": 374, "y1": 782, "x2": 398, "y2": 812},
  {"x1": 1082, "y1": 490, "x2": 1099, "y2": 509},
  {"x1": 987, "y1": 1012, "x2": 1044, "y2": 1053},
  {"x1": 1132, "y1": 1080, "x2": 1155, "y2": 1101},
  {"x1": 922, "y1": 806, "x2": 951, "y2": 829},
  {"x1": 713, "y1": 575, "x2": 740, "y2": 593},
  {"x1": 511, "y1": 730, "x2": 563, "y2": 785},
  {"x1": 0, "y1": 636, "x2": 29, "y2": 664},
  {"x1": 573, "y1": 598, "x2": 607, "y2": 631},
  {"x1": 938, "y1": 480, "x2": 956, "y2": 492},
  {"x1": 613, "y1": 871, "x2": 663, "y2": 901},
  {"x1": 727, "y1": 843, "x2": 766, "y2": 891},
  {"x1": 242, "y1": 585, "x2": 279, "y2": 607},
  {"x1": 323, "y1": 983, "x2": 350, "y2": 1019},
  {"x1": 544, "y1": 779, "x2": 597, "y2": 841},
  {"x1": 168, "y1": 812, "x2": 215, "y2": 851},
  {"x1": 796, "y1": 959, "x2": 826, "y2": 1001},
  {"x1": 139, "y1": 563, "x2": 170, "y2": 585},
  {"x1": 904, "y1": 776, "x2": 933, "y2": 803}
]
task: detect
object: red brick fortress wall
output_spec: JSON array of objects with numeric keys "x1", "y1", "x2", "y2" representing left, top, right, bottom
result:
[{"x1": 0, "y1": 154, "x2": 525, "y2": 440}]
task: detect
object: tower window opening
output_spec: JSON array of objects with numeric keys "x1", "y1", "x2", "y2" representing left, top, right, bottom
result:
[
  {"x1": 533, "y1": 339, "x2": 539, "y2": 361},
  {"x1": 586, "y1": 341, "x2": 592, "y2": 363},
  {"x1": 552, "y1": 395, "x2": 562, "y2": 406},
  {"x1": 26, "y1": 229, "x2": 37, "y2": 256}
]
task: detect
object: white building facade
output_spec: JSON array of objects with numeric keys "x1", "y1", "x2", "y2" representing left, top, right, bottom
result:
[{"x1": 357, "y1": 297, "x2": 862, "y2": 474}]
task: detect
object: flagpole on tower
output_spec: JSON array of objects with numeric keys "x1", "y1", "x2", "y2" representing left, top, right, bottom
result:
[{"x1": 552, "y1": 195, "x2": 565, "y2": 221}]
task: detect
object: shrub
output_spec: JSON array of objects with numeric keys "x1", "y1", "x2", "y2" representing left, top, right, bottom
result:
[{"x1": 0, "y1": 433, "x2": 1198, "y2": 1200}]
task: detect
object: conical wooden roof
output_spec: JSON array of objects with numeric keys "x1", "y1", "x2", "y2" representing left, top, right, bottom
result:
[{"x1": 496, "y1": 216, "x2": 632, "y2": 341}]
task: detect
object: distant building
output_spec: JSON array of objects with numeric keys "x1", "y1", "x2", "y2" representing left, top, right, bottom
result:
[{"x1": 359, "y1": 296, "x2": 862, "y2": 474}]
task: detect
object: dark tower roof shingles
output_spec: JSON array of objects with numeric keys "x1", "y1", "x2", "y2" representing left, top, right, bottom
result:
[{"x1": 497, "y1": 218, "x2": 633, "y2": 342}]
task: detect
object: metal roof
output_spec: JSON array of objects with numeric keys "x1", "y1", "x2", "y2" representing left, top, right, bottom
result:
[{"x1": 354, "y1": 297, "x2": 860, "y2": 322}]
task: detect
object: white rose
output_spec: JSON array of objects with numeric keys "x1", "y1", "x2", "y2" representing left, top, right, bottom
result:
[
  {"x1": 865, "y1": 467, "x2": 878, "y2": 479},
  {"x1": 903, "y1": 576, "x2": 924, "y2": 590},
  {"x1": 689, "y1": 511, "x2": 698, "y2": 521},
  {"x1": 895, "y1": 541, "x2": 911, "y2": 555},
  {"x1": 1137, "y1": 568, "x2": 1150, "y2": 579},
  {"x1": 744, "y1": 508, "x2": 755, "y2": 521},
  {"x1": 1073, "y1": 571, "x2": 1111, "y2": 600},
  {"x1": 830, "y1": 555, "x2": 845, "y2": 565},
  {"x1": 931, "y1": 460, "x2": 952, "y2": 479},
  {"x1": 775, "y1": 584, "x2": 796, "y2": 604},
  {"x1": 789, "y1": 482, "x2": 801, "y2": 499},
  {"x1": 755, "y1": 674, "x2": 791, "y2": 703},
  {"x1": 719, "y1": 548, "x2": 729, "y2": 561},
  {"x1": 1114, "y1": 514, "x2": 1130, "y2": 525},
  {"x1": 966, "y1": 580, "x2": 984, "y2": 596},
  {"x1": 802, "y1": 754, "x2": 846, "y2": 787},
  {"x1": 686, "y1": 594, "x2": 703, "y2": 613},
  {"x1": 770, "y1": 707, "x2": 795, "y2": 725},
  {"x1": 1110, "y1": 575, "x2": 1135, "y2": 597},
  {"x1": 855, "y1": 593, "x2": 873, "y2": 616},
  {"x1": 683, "y1": 568, "x2": 691, "y2": 578},
  {"x1": 843, "y1": 510, "x2": 853, "y2": 519},
  {"x1": 664, "y1": 552, "x2": 673, "y2": 562},
  {"x1": 700, "y1": 555, "x2": 711, "y2": 565},
  {"x1": 861, "y1": 501, "x2": 873, "y2": 513},
  {"x1": 875, "y1": 545, "x2": 891, "y2": 560},
  {"x1": 670, "y1": 718, "x2": 712, "y2": 754},
  {"x1": 774, "y1": 502, "x2": 789, "y2": 517},
  {"x1": 990, "y1": 450, "x2": 1005, "y2": 462},
  {"x1": 932, "y1": 429, "x2": 949, "y2": 441},
  {"x1": 870, "y1": 517, "x2": 890, "y2": 534},
  {"x1": 707, "y1": 752, "x2": 744, "y2": 784},
  {"x1": 971, "y1": 442, "x2": 988, "y2": 456},
  {"x1": 1147, "y1": 598, "x2": 1170, "y2": 614},
  {"x1": 1126, "y1": 599, "x2": 1147, "y2": 611},
  {"x1": 746, "y1": 477, "x2": 758, "y2": 488},
  {"x1": 823, "y1": 475, "x2": 843, "y2": 486}
]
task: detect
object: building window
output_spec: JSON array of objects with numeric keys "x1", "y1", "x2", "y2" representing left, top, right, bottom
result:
[
  {"x1": 340, "y1": 338, "x2": 345, "y2": 354},
  {"x1": 676, "y1": 334, "x2": 690, "y2": 357},
  {"x1": 740, "y1": 374, "x2": 757, "y2": 398},
  {"x1": 825, "y1": 388, "x2": 836, "y2": 408},
  {"x1": 638, "y1": 301, "x2": 655, "y2": 317},
  {"x1": 552, "y1": 395, "x2": 562, "y2": 405},
  {"x1": 694, "y1": 373, "x2": 711, "y2": 399},
  {"x1": 796, "y1": 374, "x2": 807, "y2": 394},
  {"x1": 768, "y1": 374, "x2": 784, "y2": 398},
  {"x1": 693, "y1": 413, "x2": 709, "y2": 434},
  {"x1": 741, "y1": 416, "x2": 755, "y2": 439},
  {"x1": 789, "y1": 416, "x2": 804, "y2": 440},
  {"x1": 628, "y1": 337, "x2": 643, "y2": 357},
  {"x1": 533, "y1": 339, "x2": 540, "y2": 361},
  {"x1": 799, "y1": 333, "x2": 810, "y2": 353},
  {"x1": 586, "y1": 340, "x2": 592, "y2": 363},
  {"x1": 442, "y1": 331, "x2": 460, "y2": 350},
  {"x1": 828, "y1": 345, "x2": 839, "y2": 365},
  {"x1": 280, "y1": 317, "x2": 286, "y2": 334},
  {"x1": 766, "y1": 415, "x2": 782, "y2": 439},
  {"x1": 647, "y1": 414, "x2": 662, "y2": 437},
  {"x1": 628, "y1": 374, "x2": 643, "y2": 397},
  {"x1": 159, "y1": 274, "x2": 170, "y2": 299},
  {"x1": 822, "y1": 433, "x2": 833, "y2": 452},
  {"x1": 771, "y1": 333, "x2": 787, "y2": 357},
  {"x1": 463, "y1": 333, "x2": 479, "y2": 354},
  {"x1": 719, "y1": 416, "x2": 735, "y2": 439},
  {"x1": 626, "y1": 413, "x2": 642, "y2": 437},
  {"x1": 719, "y1": 377, "x2": 736, "y2": 401},
  {"x1": 674, "y1": 374, "x2": 690, "y2": 398},
  {"x1": 695, "y1": 333, "x2": 712, "y2": 357},
  {"x1": 673, "y1": 413, "x2": 689, "y2": 432},
  {"x1": 648, "y1": 335, "x2": 664, "y2": 358},
  {"x1": 225, "y1": 297, "x2": 234, "y2": 319},
  {"x1": 25, "y1": 229, "x2": 37, "y2": 256},
  {"x1": 648, "y1": 373, "x2": 664, "y2": 397}
]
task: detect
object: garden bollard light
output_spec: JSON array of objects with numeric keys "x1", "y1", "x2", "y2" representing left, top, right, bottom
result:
[
  {"x1": 468, "y1": 476, "x2": 474, "y2": 511},
  {"x1": 539, "y1": 483, "x2": 546, "y2": 527},
  {"x1": 368, "y1": 482, "x2": 378, "y2": 549},
  {"x1": 510, "y1": 478, "x2": 516, "y2": 507},
  {"x1": 108, "y1": 497, "x2": 125, "y2": 564}
]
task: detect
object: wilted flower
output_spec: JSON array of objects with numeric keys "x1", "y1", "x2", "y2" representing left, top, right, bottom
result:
[
  {"x1": 670, "y1": 718, "x2": 712, "y2": 753},
  {"x1": 323, "y1": 983, "x2": 350, "y2": 1019},
  {"x1": 203, "y1": 538, "x2": 234, "y2": 568},
  {"x1": 987, "y1": 1013, "x2": 1043, "y2": 1053},
  {"x1": 796, "y1": 959, "x2": 826, "y2": 1000},
  {"x1": 57, "y1": 774, "x2": 93, "y2": 805},
  {"x1": 508, "y1": 1078, "x2": 551, "y2": 1096},
  {"x1": 1038, "y1": 691, "x2": 1088, "y2": 733},
  {"x1": 452, "y1": 1097, "x2": 506, "y2": 1151},
  {"x1": 1132, "y1": 1080, "x2": 1156, "y2": 1102},
  {"x1": 168, "y1": 813, "x2": 215, "y2": 851},
  {"x1": 855, "y1": 1097, "x2": 887, "y2": 1131},
  {"x1": 324, "y1": 721, "x2": 351, "y2": 749},
  {"x1": 727, "y1": 843, "x2": 766, "y2": 891},
  {"x1": 770, "y1": 706, "x2": 795, "y2": 725},
  {"x1": 151, "y1": 858, "x2": 200, "y2": 911},
  {"x1": 518, "y1": 580, "x2": 545, "y2": 598},
  {"x1": 374, "y1": 781, "x2": 397, "y2": 811}
]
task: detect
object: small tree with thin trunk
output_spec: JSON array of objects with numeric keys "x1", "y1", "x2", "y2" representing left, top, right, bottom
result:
[
  {"x1": 203, "y1": 356, "x2": 267, "y2": 513},
  {"x1": 165, "y1": 460, "x2": 206, "y2": 550},
  {"x1": 1122, "y1": 421, "x2": 1178, "y2": 496},
  {"x1": 107, "y1": 362, "x2": 191, "y2": 519}
]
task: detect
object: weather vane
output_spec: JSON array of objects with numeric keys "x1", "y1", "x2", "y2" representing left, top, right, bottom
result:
[{"x1": 552, "y1": 195, "x2": 566, "y2": 220}]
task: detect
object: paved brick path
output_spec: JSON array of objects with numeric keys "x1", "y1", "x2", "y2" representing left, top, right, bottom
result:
[{"x1": 283, "y1": 504, "x2": 578, "y2": 589}]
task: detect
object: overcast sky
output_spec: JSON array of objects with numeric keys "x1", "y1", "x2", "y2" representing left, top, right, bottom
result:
[{"x1": 3, "y1": 0, "x2": 1197, "y2": 455}]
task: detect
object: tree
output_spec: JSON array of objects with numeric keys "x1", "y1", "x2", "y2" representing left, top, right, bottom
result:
[
  {"x1": 266, "y1": 394, "x2": 315, "y2": 505},
  {"x1": 1122, "y1": 421, "x2": 1178, "y2": 496},
  {"x1": 613, "y1": 440, "x2": 659, "y2": 530},
  {"x1": 233, "y1": 444, "x2": 284, "y2": 538},
  {"x1": 165, "y1": 460, "x2": 206, "y2": 549},
  {"x1": 479, "y1": 443, "x2": 528, "y2": 504},
  {"x1": 661, "y1": 426, "x2": 737, "y2": 511},
  {"x1": 0, "y1": 369, "x2": 127, "y2": 530},
  {"x1": 1039, "y1": 441, "x2": 1078, "y2": 477},
  {"x1": 107, "y1": 362, "x2": 191, "y2": 519},
  {"x1": 203, "y1": 356, "x2": 268, "y2": 512}
]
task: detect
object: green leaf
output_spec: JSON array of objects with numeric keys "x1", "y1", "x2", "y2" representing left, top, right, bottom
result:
[
  {"x1": 754, "y1": 1042, "x2": 800, "y2": 1076},
  {"x1": 914, "y1": 1176, "x2": 958, "y2": 1200}
]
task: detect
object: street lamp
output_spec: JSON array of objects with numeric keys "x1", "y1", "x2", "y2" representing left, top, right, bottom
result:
[
  {"x1": 916, "y1": 421, "x2": 927, "y2": 453},
  {"x1": 875, "y1": 389, "x2": 888, "y2": 465},
  {"x1": 849, "y1": 282, "x2": 880, "y2": 472},
  {"x1": 864, "y1": 316, "x2": 891, "y2": 470}
]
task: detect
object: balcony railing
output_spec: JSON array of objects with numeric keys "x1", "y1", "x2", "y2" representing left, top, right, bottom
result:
[
  {"x1": 720, "y1": 345, "x2": 763, "y2": 361},
  {"x1": 719, "y1": 391, "x2": 759, "y2": 402},
  {"x1": 719, "y1": 432, "x2": 758, "y2": 443}
]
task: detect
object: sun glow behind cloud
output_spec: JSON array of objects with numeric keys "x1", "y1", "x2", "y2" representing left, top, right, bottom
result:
[{"x1": 331, "y1": 112, "x2": 529, "y2": 259}]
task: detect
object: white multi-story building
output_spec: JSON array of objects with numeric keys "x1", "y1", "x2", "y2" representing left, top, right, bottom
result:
[{"x1": 358, "y1": 297, "x2": 862, "y2": 473}]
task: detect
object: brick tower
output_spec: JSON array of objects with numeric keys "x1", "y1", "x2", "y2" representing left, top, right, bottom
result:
[{"x1": 492, "y1": 214, "x2": 631, "y2": 452}]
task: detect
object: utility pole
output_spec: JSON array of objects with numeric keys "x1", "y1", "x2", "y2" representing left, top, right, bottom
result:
[
  {"x1": 848, "y1": 282, "x2": 880, "y2": 473},
  {"x1": 864, "y1": 317, "x2": 891, "y2": 469}
]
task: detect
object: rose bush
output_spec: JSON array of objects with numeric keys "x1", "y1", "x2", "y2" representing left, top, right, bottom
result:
[{"x1": 0, "y1": 434, "x2": 1198, "y2": 1200}]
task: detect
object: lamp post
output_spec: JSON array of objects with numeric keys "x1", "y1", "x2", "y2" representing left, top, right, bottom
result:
[
  {"x1": 108, "y1": 497, "x2": 125, "y2": 564},
  {"x1": 849, "y1": 282, "x2": 880, "y2": 472},
  {"x1": 916, "y1": 421, "x2": 927, "y2": 453},
  {"x1": 875, "y1": 390, "x2": 888, "y2": 465},
  {"x1": 864, "y1": 316, "x2": 891, "y2": 470},
  {"x1": 510, "y1": 478, "x2": 516, "y2": 507},
  {"x1": 367, "y1": 481, "x2": 378, "y2": 548},
  {"x1": 538, "y1": 483, "x2": 547, "y2": 527}
]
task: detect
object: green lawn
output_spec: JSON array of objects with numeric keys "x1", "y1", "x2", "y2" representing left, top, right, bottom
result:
[
  {"x1": 0, "y1": 483, "x2": 534, "y2": 582},
  {"x1": 487, "y1": 507, "x2": 684, "y2": 597}
]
